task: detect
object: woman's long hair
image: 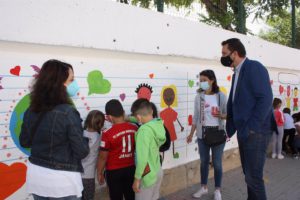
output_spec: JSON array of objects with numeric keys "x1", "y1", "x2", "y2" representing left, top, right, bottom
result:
[
  {"x1": 197, "y1": 69, "x2": 219, "y2": 94},
  {"x1": 30, "y1": 59, "x2": 73, "y2": 112}
]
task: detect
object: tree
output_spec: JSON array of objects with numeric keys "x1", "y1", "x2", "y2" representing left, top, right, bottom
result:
[
  {"x1": 259, "y1": 10, "x2": 300, "y2": 49},
  {"x1": 196, "y1": 0, "x2": 299, "y2": 34},
  {"x1": 122, "y1": 0, "x2": 299, "y2": 34},
  {"x1": 117, "y1": 0, "x2": 129, "y2": 3}
]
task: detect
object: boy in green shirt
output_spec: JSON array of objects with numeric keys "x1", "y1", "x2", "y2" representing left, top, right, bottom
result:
[{"x1": 132, "y1": 100, "x2": 166, "y2": 200}]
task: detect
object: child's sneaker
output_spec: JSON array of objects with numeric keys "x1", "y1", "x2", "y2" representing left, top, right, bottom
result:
[
  {"x1": 192, "y1": 187, "x2": 208, "y2": 198},
  {"x1": 277, "y1": 154, "x2": 284, "y2": 159},
  {"x1": 214, "y1": 190, "x2": 222, "y2": 200},
  {"x1": 271, "y1": 153, "x2": 276, "y2": 159}
]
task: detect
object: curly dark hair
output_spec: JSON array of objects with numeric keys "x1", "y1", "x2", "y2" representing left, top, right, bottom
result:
[
  {"x1": 29, "y1": 59, "x2": 73, "y2": 112},
  {"x1": 135, "y1": 83, "x2": 153, "y2": 94}
]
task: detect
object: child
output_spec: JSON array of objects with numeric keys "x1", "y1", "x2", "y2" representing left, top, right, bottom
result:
[
  {"x1": 132, "y1": 100, "x2": 166, "y2": 200},
  {"x1": 130, "y1": 99, "x2": 171, "y2": 164},
  {"x1": 81, "y1": 110, "x2": 105, "y2": 200},
  {"x1": 282, "y1": 107, "x2": 297, "y2": 156},
  {"x1": 97, "y1": 99, "x2": 138, "y2": 200},
  {"x1": 272, "y1": 98, "x2": 285, "y2": 159}
]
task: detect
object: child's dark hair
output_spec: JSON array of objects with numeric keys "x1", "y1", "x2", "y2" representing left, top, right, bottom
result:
[
  {"x1": 131, "y1": 98, "x2": 158, "y2": 118},
  {"x1": 84, "y1": 110, "x2": 105, "y2": 133},
  {"x1": 283, "y1": 107, "x2": 291, "y2": 114},
  {"x1": 132, "y1": 99, "x2": 153, "y2": 116},
  {"x1": 150, "y1": 102, "x2": 158, "y2": 118},
  {"x1": 273, "y1": 98, "x2": 282, "y2": 109},
  {"x1": 131, "y1": 98, "x2": 148, "y2": 115},
  {"x1": 197, "y1": 69, "x2": 219, "y2": 93},
  {"x1": 292, "y1": 112, "x2": 300, "y2": 122},
  {"x1": 105, "y1": 99, "x2": 124, "y2": 117}
]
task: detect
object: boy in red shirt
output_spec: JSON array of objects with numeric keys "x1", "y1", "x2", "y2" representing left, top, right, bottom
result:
[{"x1": 97, "y1": 99, "x2": 137, "y2": 200}]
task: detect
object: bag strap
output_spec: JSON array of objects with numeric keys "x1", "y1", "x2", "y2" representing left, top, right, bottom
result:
[
  {"x1": 200, "y1": 93, "x2": 205, "y2": 126},
  {"x1": 29, "y1": 112, "x2": 46, "y2": 145},
  {"x1": 218, "y1": 92, "x2": 222, "y2": 129}
]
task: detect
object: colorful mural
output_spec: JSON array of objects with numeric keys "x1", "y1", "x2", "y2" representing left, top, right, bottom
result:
[
  {"x1": 87, "y1": 70, "x2": 111, "y2": 95},
  {"x1": 160, "y1": 85, "x2": 184, "y2": 159},
  {"x1": 0, "y1": 162, "x2": 26, "y2": 200},
  {"x1": 135, "y1": 83, "x2": 153, "y2": 100},
  {"x1": 0, "y1": 61, "x2": 236, "y2": 199}
]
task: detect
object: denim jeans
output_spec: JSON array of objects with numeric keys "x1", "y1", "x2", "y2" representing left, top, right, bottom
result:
[
  {"x1": 197, "y1": 138, "x2": 225, "y2": 188},
  {"x1": 238, "y1": 131, "x2": 271, "y2": 200},
  {"x1": 32, "y1": 194, "x2": 81, "y2": 200}
]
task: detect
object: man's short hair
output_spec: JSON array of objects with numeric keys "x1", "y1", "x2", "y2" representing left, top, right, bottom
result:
[
  {"x1": 132, "y1": 100, "x2": 153, "y2": 116},
  {"x1": 221, "y1": 38, "x2": 246, "y2": 57},
  {"x1": 105, "y1": 99, "x2": 124, "y2": 117}
]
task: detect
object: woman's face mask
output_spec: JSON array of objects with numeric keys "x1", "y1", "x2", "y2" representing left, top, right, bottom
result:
[
  {"x1": 66, "y1": 80, "x2": 80, "y2": 97},
  {"x1": 200, "y1": 81, "x2": 210, "y2": 91}
]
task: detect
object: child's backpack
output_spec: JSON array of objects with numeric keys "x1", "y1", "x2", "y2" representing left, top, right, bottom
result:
[{"x1": 159, "y1": 125, "x2": 171, "y2": 152}]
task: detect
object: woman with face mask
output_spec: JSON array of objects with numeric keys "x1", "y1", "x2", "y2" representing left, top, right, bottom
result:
[
  {"x1": 20, "y1": 59, "x2": 89, "y2": 200},
  {"x1": 187, "y1": 70, "x2": 227, "y2": 200}
]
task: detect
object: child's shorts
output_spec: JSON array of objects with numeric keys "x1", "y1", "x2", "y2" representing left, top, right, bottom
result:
[{"x1": 135, "y1": 169, "x2": 163, "y2": 200}]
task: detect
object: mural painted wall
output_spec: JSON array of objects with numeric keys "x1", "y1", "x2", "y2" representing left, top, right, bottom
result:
[
  {"x1": 1, "y1": 1, "x2": 300, "y2": 199},
  {"x1": 2, "y1": 45, "x2": 299, "y2": 200},
  {"x1": 0, "y1": 44, "x2": 243, "y2": 199}
]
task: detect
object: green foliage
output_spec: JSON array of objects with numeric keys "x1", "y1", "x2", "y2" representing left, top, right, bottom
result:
[
  {"x1": 131, "y1": 0, "x2": 194, "y2": 8},
  {"x1": 253, "y1": 0, "x2": 299, "y2": 20},
  {"x1": 198, "y1": 0, "x2": 252, "y2": 32},
  {"x1": 259, "y1": 10, "x2": 300, "y2": 49},
  {"x1": 126, "y1": 0, "x2": 299, "y2": 35}
]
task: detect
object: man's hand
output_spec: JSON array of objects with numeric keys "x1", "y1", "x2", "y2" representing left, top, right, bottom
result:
[{"x1": 132, "y1": 178, "x2": 141, "y2": 193}]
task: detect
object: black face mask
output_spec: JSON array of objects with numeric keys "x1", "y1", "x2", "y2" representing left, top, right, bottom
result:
[{"x1": 220, "y1": 53, "x2": 233, "y2": 67}]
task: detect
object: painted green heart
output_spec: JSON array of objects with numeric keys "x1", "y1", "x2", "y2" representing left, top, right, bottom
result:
[
  {"x1": 188, "y1": 80, "x2": 194, "y2": 88},
  {"x1": 87, "y1": 70, "x2": 111, "y2": 95}
]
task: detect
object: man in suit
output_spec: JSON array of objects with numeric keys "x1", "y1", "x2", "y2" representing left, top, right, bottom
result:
[{"x1": 221, "y1": 38, "x2": 273, "y2": 200}]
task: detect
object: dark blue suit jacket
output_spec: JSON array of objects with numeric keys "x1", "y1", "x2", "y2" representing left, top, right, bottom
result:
[{"x1": 226, "y1": 58, "x2": 275, "y2": 140}]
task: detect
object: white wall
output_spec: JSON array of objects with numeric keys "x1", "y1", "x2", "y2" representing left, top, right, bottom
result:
[
  {"x1": 0, "y1": 0, "x2": 300, "y2": 69},
  {"x1": 1, "y1": 0, "x2": 300, "y2": 199}
]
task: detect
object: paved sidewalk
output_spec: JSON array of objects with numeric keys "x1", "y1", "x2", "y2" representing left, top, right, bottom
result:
[{"x1": 165, "y1": 157, "x2": 300, "y2": 200}]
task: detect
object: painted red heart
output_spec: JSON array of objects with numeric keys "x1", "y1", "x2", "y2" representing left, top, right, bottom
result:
[
  {"x1": 188, "y1": 115, "x2": 193, "y2": 126},
  {"x1": 10, "y1": 66, "x2": 21, "y2": 76},
  {"x1": 279, "y1": 85, "x2": 284, "y2": 95},
  {"x1": 149, "y1": 73, "x2": 154, "y2": 79},
  {"x1": 0, "y1": 162, "x2": 27, "y2": 199}
]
